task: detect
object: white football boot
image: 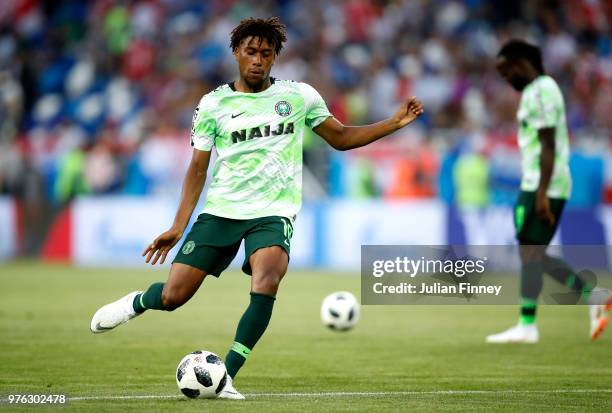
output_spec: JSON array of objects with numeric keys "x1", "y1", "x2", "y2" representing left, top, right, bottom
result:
[
  {"x1": 589, "y1": 294, "x2": 612, "y2": 341},
  {"x1": 485, "y1": 323, "x2": 539, "y2": 343},
  {"x1": 90, "y1": 291, "x2": 142, "y2": 333},
  {"x1": 218, "y1": 375, "x2": 245, "y2": 400}
]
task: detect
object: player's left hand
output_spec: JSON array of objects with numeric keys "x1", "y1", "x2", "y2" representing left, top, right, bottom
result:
[
  {"x1": 535, "y1": 191, "x2": 555, "y2": 226},
  {"x1": 392, "y1": 96, "x2": 424, "y2": 128}
]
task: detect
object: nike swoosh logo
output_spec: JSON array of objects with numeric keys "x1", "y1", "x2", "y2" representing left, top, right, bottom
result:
[
  {"x1": 231, "y1": 112, "x2": 245, "y2": 118},
  {"x1": 95, "y1": 322, "x2": 113, "y2": 331}
]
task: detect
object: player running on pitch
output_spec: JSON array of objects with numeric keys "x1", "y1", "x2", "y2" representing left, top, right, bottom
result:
[
  {"x1": 90, "y1": 17, "x2": 423, "y2": 398},
  {"x1": 486, "y1": 40, "x2": 611, "y2": 344}
]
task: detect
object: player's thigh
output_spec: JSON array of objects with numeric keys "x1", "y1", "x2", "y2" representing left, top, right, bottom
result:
[
  {"x1": 242, "y1": 216, "x2": 292, "y2": 276},
  {"x1": 515, "y1": 191, "x2": 564, "y2": 246}
]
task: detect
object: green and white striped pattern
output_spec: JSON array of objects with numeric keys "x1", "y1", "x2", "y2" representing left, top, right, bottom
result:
[
  {"x1": 190, "y1": 80, "x2": 331, "y2": 219},
  {"x1": 516, "y1": 75, "x2": 571, "y2": 199}
]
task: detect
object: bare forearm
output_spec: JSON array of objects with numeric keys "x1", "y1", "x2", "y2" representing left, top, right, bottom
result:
[
  {"x1": 336, "y1": 118, "x2": 399, "y2": 150},
  {"x1": 315, "y1": 97, "x2": 423, "y2": 151},
  {"x1": 171, "y1": 166, "x2": 207, "y2": 233}
]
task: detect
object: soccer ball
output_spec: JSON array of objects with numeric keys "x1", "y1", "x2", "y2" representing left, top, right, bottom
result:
[
  {"x1": 320, "y1": 291, "x2": 360, "y2": 331},
  {"x1": 176, "y1": 350, "x2": 227, "y2": 399}
]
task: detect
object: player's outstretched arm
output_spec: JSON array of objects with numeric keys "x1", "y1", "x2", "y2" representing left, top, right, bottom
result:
[
  {"x1": 313, "y1": 97, "x2": 423, "y2": 151},
  {"x1": 142, "y1": 149, "x2": 211, "y2": 265}
]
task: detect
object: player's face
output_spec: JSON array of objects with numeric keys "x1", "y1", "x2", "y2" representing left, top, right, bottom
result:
[
  {"x1": 234, "y1": 36, "x2": 276, "y2": 89},
  {"x1": 496, "y1": 56, "x2": 530, "y2": 91}
]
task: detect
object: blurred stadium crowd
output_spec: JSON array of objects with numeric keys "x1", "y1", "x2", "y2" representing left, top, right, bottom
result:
[{"x1": 1, "y1": 0, "x2": 611, "y2": 209}]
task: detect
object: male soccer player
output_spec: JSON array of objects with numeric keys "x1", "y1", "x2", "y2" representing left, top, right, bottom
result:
[
  {"x1": 486, "y1": 40, "x2": 611, "y2": 344},
  {"x1": 90, "y1": 17, "x2": 423, "y2": 398}
]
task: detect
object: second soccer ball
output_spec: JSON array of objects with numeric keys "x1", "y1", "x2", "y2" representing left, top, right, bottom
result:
[{"x1": 320, "y1": 291, "x2": 360, "y2": 331}]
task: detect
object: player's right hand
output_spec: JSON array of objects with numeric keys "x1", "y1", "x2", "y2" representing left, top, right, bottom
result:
[
  {"x1": 535, "y1": 192, "x2": 555, "y2": 226},
  {"x1": 392, "y1": 96, "x2": 424, "y2": 128},
  {"x1": 142, "y1": 229, "x2": 183, "y2": 265}
]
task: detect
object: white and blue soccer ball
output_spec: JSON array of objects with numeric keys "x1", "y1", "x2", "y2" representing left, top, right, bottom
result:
[
  {"x1": 176, "y1": 350, "x2": 227, "y2": 399},
  {"x1": 320, "y1": 291, "x2": 360, "y2": 331}
]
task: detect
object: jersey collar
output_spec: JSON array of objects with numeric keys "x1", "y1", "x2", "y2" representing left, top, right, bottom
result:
[{"x1": 228, "y1": 77, "x2": 276, "y2": 92}]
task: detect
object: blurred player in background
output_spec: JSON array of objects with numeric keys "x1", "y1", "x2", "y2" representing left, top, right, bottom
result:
[
  {"x1": 487, "y1": 40, "x2": 611, "y2": 344},
  {"x1": 90, "y1": 17, "x2": 423, "y2": 398}
]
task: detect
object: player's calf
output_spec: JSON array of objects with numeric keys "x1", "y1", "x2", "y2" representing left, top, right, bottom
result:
[
  {"x1": 155, "y1": 263, "x2": 207, "y2": 311},
  {"x1": 161, "y1": 284, "x2": 197, "y2": 311},
  {"x1": 133, "y1": 280, "x2": 199, "y2": 312},
  {"x1": 133, "y1": 263, "x2": 207, "y2": 312}
]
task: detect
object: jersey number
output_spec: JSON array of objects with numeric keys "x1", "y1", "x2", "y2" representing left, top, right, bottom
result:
[{"x1": 282, "y1": 218, "x2": 293, "y2": 247}]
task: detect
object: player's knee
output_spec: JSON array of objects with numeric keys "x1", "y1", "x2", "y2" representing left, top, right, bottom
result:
[
  {"x1": 253, "y1": 271, "x2": 283, "y2": 294},
  {"x1": 519, "y1": 246, "x2": 545, "y2": 263},
  {"x1": 520, "y1": 248, "x2": 544, "y2": 263}
]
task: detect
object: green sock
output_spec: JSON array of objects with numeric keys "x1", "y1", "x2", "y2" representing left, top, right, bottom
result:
[
  {"x1": 520, "y1": 261, "x2": 543, "y2": 301},
  {"x1": 519, "y1": 258, "x2": 541, "y2": 325},
  {"x1": 225, "y1": 292, "x2": 275, "y2": 378},
  {"x1": 519, "y1": 297, "x2": 537, "y2": 325},
  {"x1": 133, "y1": 282, "x2": 165, "y2": 313}
]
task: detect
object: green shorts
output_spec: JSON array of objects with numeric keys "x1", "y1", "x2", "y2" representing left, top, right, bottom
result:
[
  {"x1": 173, "y1": 213, "x2": 293, "y2": 276},
  {"x1": 515, "y1": 191, "x2": 566, "y2": 245}
]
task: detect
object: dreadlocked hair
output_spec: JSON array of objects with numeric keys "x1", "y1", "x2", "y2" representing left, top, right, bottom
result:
[{"x1": 230, "y1": 16, "x2": 287, "y2": 55}]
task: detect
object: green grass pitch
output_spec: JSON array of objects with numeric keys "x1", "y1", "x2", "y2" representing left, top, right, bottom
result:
[{"x1": 1, "y1": 262, "x2": 611, "y2": 412}]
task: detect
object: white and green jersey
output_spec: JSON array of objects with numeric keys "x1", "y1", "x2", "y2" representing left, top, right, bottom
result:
[
  {"x1": 190, "y1": 78, "x2": 331, "y2": 219},
  {"x1": 517, "y1": 75, "x2": 571, "y2": 199}
]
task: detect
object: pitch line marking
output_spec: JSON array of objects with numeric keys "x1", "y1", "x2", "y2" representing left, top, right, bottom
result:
[{"x1": 66, "y1": 389, "x2": 612, "y2": 401}]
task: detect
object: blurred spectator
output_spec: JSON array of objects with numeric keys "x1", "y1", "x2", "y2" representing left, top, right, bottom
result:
[
  {"x1": 0, "y1": 71, "x2": 23, "y2": 142},
  {"x1": 53, "y1": 147, "x2": 89, "y2": 203},
  {"x1": 453, "y1": 150, "x2": 489, "y2": 208},
  {"x1": 386, "y1": 143, "x2": 438, "y2": 199}
]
